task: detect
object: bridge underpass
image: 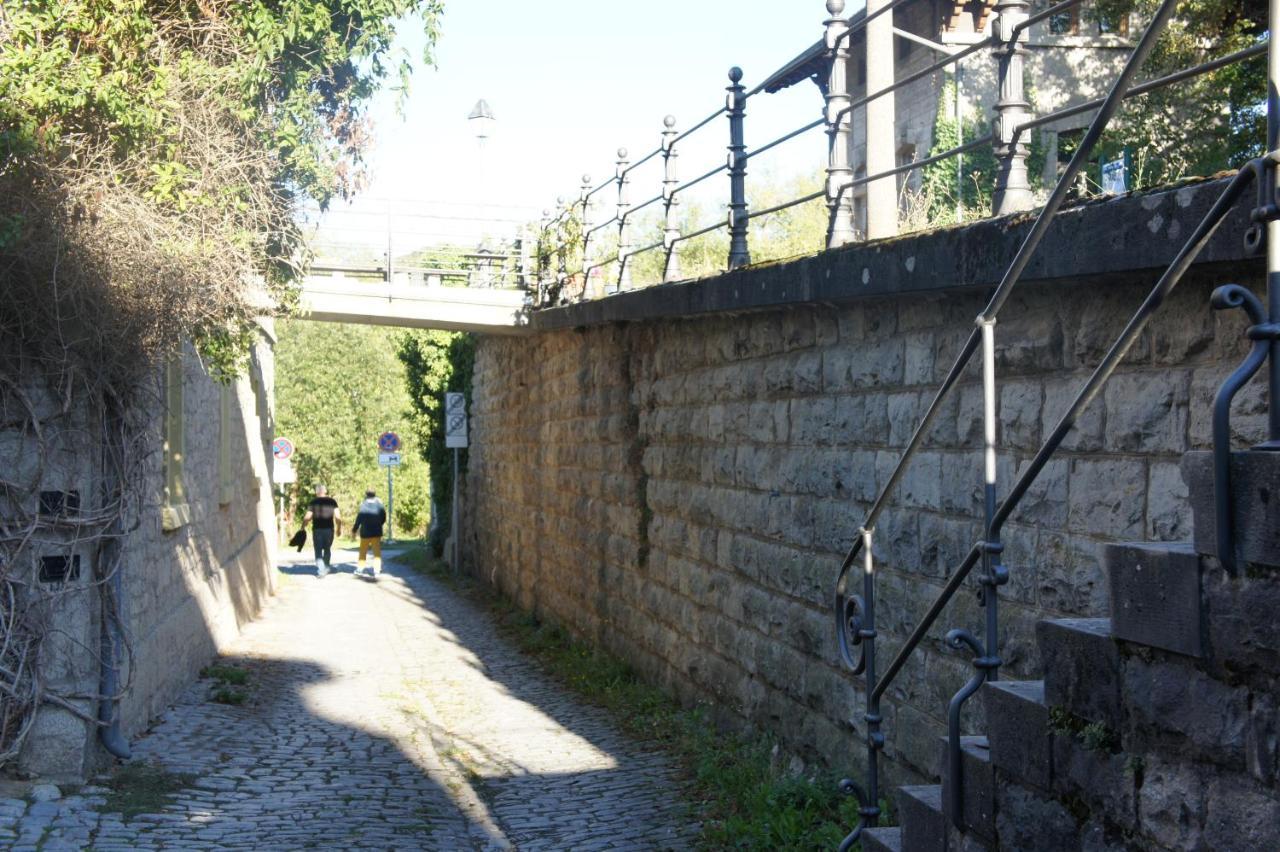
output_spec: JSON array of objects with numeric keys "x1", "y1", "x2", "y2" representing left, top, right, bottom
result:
[{"x1": 298, "y1": 273, "x2": 531, "y2": 334}]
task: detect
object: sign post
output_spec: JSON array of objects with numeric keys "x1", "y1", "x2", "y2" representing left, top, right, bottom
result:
[
  {"x1": 445, "y1": 392, "x2": 468, "y2": 572},
  {"x1": 272, "y1": 438, "x2": 296, "y2": 545},
  {"x1": 378, "y1": 432, "x2": 401, "y2": 542}
]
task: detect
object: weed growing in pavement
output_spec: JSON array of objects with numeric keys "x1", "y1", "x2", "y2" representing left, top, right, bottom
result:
[
  {"x1": 401, "y1": 542, "x2": 869, "y2": 850},
  {"x1": 210, "y1": 687, "x2": 248, "y2": 706},
  {"x1": 200, "y1": 664, "x2": 249, "y2": 686},
  {"x1": 102, "y1": 762, "x2": 196, "y2": 818}
]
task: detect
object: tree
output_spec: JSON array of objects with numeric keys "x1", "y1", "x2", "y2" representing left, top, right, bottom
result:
[
  {"x1": 1088, "y1": 0, "x2": 1265, "y2": 188},
  {"x1": 275, "y1": 320, "x2": 430, "y2": 535},
  {"x1": 398, "y1": 331, "x2": 475, "y2": 555}
]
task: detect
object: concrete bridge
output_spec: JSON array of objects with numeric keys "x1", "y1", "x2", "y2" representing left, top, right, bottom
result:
[{"x1": 298, "y1": 274, "x2": 530, "y2": 334}]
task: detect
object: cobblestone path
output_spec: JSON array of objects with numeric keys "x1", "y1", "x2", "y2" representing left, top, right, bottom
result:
[{"x1": 4, "y1": 547, "x2": 695, "y2": 851}]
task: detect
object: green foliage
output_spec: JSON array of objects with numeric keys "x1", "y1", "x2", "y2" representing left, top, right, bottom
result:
[
  {"x1": 102, "y1": 762, "x2": 197, "y2": 818},
  {"x1": 398, "y1": 332, "x2": 475, "y2": 554},
  {"x1": 1082, "y1": 0, "x2": 1264, "y2": 189},
  {"x1": 200, "y1": 664, "x2": 249, "y2": 686},
  {"x1": 919, "y1": 75, "x2": 1000, "y2": 226},
  {"x1": 0, "y1": 0, "x2": 444, "y2": 373},
  {"x1": 404, "y1": 543, "x2": 873, "y2": 850},
  {"x1": 275, "y1": 320, "x2": 431, "y2": 535}
]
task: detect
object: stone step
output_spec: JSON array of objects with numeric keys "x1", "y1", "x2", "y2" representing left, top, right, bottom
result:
[
  {"x1": 982, "y1": 679, "x2": 1051, "y2": 791},
  {"x1": 1183, "y1": 449, "x2": 1280, "y2": 568},
  {"x1": 1036, "y1": 618, "x2": 1120, "y2": 727},
  {"x1": 897, "y1": 784, "x2": 946, "y2": 852},
  {"x1": 939, "y1": 735, "x2": 995, "y2": 844},
  {"x1": 861, "y1": 825, "x2": 903, "y2": 852},
  {"x1": 1105, "y1": 541, "x2": 1205, "y2": 658}
]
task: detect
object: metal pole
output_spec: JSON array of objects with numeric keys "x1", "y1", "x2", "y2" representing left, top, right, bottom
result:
[
  {"x1": 992, "y1": 0, "x2": 1034, "y2": 215},
  {"x1": 727, "y1": 67, "x2": 751, "y2": 269},
  {"x1": 386, "y1": 201, "x2": 394, "y2": 285},
  {"x1": 579, "y1": 174, "x2": 594, "y2": 298},
  {"x1": 451, "y1": 447, "x2": 461, "y2": 572},
  {"x1": 662, "y1": 116, "x2": 683, "y2": 282},
  {"x1": 537, "y1": 209, "x2": 551, "y2": 307},
  {"x1": 956, "y1": 66, "x2": 965, "y2": 222},
  {"x1": 865, "y1": 0, "x2": 897, "y2": 238},
  {"x1": 825, "y1": 1, "x2": 857, "y2": 247},
  {"x1": 615, "y1": 148, "x2": 632, "y2": 291},
  {"x1": 1266, "y1": 0, "x2": 1280, "y2": 447},
  {"x1": 860, "y1": 528, "x2": 882, "y2": 830},
  {"x1": 387, "y1": 465, "x2": 394, "y2": 543}
]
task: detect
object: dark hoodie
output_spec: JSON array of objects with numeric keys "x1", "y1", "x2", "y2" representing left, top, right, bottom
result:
[{"x1": 352, "y1": 497, "x2": 387, "y2": 538}]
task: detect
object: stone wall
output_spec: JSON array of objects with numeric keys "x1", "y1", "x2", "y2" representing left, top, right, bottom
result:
[
  {"x1": 17, "y1": 328, "x2": 279, "y2": 779},
  {"x1": 463, "y1": 181, "x2": 1266, "y2": 787}
]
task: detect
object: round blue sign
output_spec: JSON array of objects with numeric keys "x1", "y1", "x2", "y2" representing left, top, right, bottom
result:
[{"x1": 378, "y1": 431, "x2": 401, "y2": 452}]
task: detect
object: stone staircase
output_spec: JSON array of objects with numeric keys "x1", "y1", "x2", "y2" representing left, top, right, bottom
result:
[{"x1": 859, "y1": 450, "x2": 1280, "y2": 851}]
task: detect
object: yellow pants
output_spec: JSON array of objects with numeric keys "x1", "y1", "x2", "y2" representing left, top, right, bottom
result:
[{"x1": 357, "y1": 537, "x2": 382, "y2": 571}]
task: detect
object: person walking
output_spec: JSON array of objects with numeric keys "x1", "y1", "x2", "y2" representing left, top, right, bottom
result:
[
  {"x1": 303, "y1": 485, "x2": 341, "y2": 577},
  {"x1": 351, "y1": 490, "x2": 387, "y2": 578}
]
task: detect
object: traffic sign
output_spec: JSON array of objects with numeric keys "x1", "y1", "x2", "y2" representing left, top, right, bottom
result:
[
  {"x1": 274, "y1": 457, "x2": 297, "y2": 484},
  {"x1": 378, "y1": 431, "x2": 401, "y2": 452},
  {"x1": 379, "y1": 452, "x2": 402, "y2": 467},
  {"x1": 272, "y1": 437, "x2": 295, "y2": 460},
  {"x1": 445, "y1": 392, "x2": 468, "y2": 449}
]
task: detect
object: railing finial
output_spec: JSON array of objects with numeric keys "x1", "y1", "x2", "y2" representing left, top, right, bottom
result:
[
  {"x1": 615, "y1": 147, "x2": 632, "y2": 291},
  {"x1": 826, "y1": 0, "x2": 846, "y2": 14}
]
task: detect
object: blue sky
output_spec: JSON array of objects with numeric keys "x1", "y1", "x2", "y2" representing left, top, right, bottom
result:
[{"x1": 314, "y1": 2, "x2": 853, "y2": 251}]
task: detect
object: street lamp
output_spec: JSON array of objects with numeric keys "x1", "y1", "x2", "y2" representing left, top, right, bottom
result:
[{"x1": 468, "y1": 98, "x2": 496, "y2": 145}]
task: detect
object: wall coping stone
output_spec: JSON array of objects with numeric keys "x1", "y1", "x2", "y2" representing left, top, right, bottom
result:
[{"x1": 532, "y1": 176, "x2": 1260, "y2": 331}]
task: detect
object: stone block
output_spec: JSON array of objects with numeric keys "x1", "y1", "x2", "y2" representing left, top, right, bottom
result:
[
  {"x1": 940, "y1": 735, "x2": 995, "y2": 843},
  {"x1": 861, "y1": 826, "x2": 903, "y2": 852},
  {"x1": 1120, "y1": 656, "x2": 1248, "y2": 766},
  {"x1": 1201, "y1": 561, "x2": 1280, "y2": 679},
  {"x1": 897, "y1": 784, "x2": 946, "y2": 852},
  {"x1": 1102, "y1": 371, "x2": 1188, "y2": 454},
  {"x1": 993, "y1": 782, "x2": 1080, "y2": 852},
  {"x1": 1142, "y1": 463, "x2": 1189, "y2": 545},
  {"x1": 1201, "y1": 769, "x2": 1280, "y2": 851},
  {"x1": 999, "y1": 381, "x2": 1043, "y2": 451},
  {"x1": 983, "y1": 680, "x2": 1051, "y2": 791},
  {"x1": 1105, "y1": 541, "x2": 1204, "y2": 658},
  {"x1": 1051, "y1": 735, "x2": 1135, "y2": 831},
  {"x1": 1067, "y1": 459, "x2": 1146, "y2": 539},
  {"x1": 1183, "y1": 450, "x2": 1280, "y2": 568},
  {"x1": 1135, "y1": 754, "x2": 1206, "y2": 849},
  {"x1": 1038, "y1": 618, "x2": 1121, "y2": 727}
]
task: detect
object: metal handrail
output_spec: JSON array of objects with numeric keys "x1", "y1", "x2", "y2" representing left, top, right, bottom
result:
[
  {"x1": 672, "y1": 106, "x2": 728, "y2": 145},
  {"x1": 1010, "y1": 0, "x2": 1090, "y2": 36},
  {"x1": 743, "y1": 118, "x2": 825, "y2": 163},
  {"x1": 835, "y1": 0, "x2": 1198, "y2": 844},
  {"x1": 671, "y1": 217, "x2": 730, "y2": 244},
  {"x1": 1017, "y1": 42, "x2": 1269, "y2": 132},
  {"x1": 833, "y1": 35, "x2": 993, "y2": 126},
  {"x1": 744, "y1": 189, "x2": 825, "y2": 222}
]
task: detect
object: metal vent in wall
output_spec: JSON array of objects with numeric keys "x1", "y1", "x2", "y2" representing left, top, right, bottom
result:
[
  {"x1": 39, "y1": 490, "x2": 81, "y2": 518},
  {"x1": 39, "y1": 555, "x2": 81, "y2": 583}
]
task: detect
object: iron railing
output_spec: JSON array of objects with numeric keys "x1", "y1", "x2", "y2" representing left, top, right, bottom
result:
[
  {"x1": 826, "y1": 0, "x2": 1275, "y2": 847},
  {"x1": 529, "y1": 0, "x2": 1272, "y2": 842}
]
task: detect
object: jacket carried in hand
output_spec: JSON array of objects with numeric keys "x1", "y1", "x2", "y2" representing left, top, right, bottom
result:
[{"x1": 352, "y1": 498, "x2": 387, "y2": 538}]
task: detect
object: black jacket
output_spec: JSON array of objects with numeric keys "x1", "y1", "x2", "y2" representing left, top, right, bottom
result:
[{"x1": 352, "y1": 499, "x2": 387, "y2": 538}]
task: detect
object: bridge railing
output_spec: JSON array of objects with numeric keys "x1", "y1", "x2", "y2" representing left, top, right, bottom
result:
[{"x1": 530, "y1": 0, "x2": 1264, "y2": 309}]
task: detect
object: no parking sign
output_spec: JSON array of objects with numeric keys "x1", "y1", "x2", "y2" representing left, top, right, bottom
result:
[{"x1": 445, "y1": 393, "x2": 468, "y2": 448}]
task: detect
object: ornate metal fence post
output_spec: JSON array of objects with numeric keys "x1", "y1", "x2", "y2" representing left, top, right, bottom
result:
[
  {"x1": 536, "y1": 208, "x2": 551, "y2": 307},
  {"x1": 825, "y1": 0, "x2": 856, "y2": 248},
  {"x1": 615, "y1": 148, "x2": 632, "y2": 291},
  {"x1": 579, "y1": 174, "x2": 594, "y2": 300},
  {"x1": 991, "y1": 0, "x2": 1034, "y2": 215},
  {"x1": 727, "y1": 67, "x2": 751, "y2": 270},
  {"x1": 662, "y1": 115, "x2": 683, "y2": 282}
]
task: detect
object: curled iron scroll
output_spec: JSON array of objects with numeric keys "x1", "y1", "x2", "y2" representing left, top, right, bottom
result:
[{"x1": 833, "y1": 560, "x2": 866, "y2": 675}]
